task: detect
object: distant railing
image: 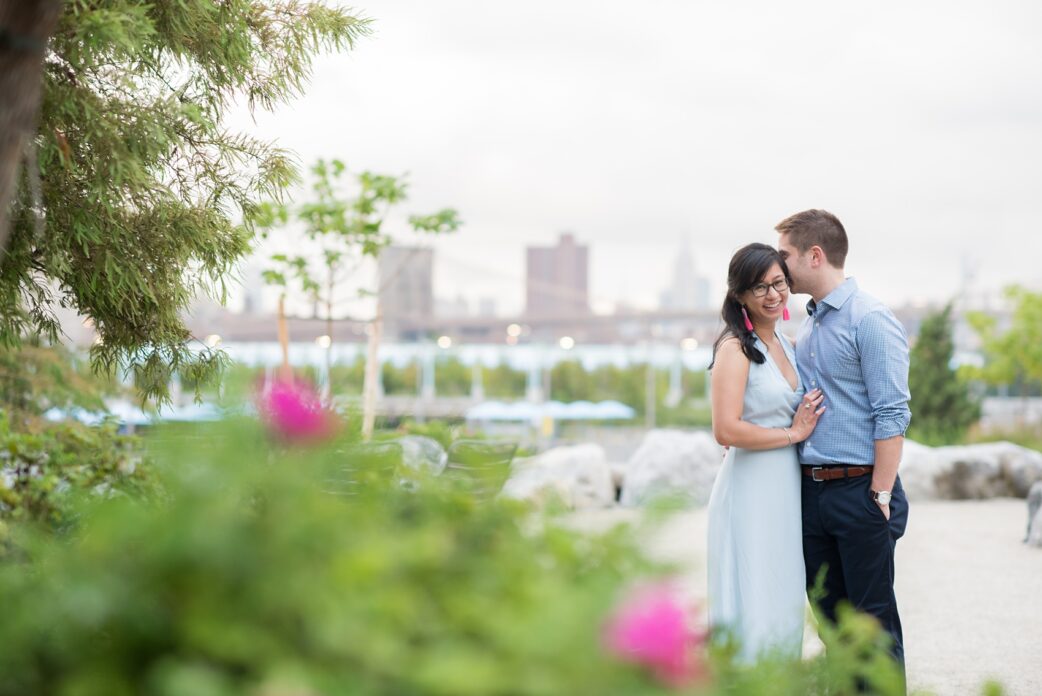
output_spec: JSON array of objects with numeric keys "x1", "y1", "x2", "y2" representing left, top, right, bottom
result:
[{"x1": 979, "y1": 397, "x2": 1042, "y2": 432}]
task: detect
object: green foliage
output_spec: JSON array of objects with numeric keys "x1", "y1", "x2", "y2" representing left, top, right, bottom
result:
[
  {"x1": 483, "y1": 362, "x2": 527, "y2": 399},
  {"x1": 0, "y1": 341, "x2": 117, "y2": 426},
  {"x1": 980, "y1": 679, "x2": 1008, "y2": 696},
  {"x1": 658, "y1": 401, "x2": 713, "y2": 428},
  {"x1": 548, "y1": 360, "x2": 644, "y2": 412},
  {"x1": 967, "y1": 286, "x2": 1042, "y2": 393},
  {"x1": 549, "y1": 359, "x2": 594, "y2": 402},
  {"x1": 382, "y1": 359, "x2": 419, "y2": 395},
  {"x1": 2, "y1": 2, "x2": 371, "y2": 403},
  {"x1": 258, "y1": 159, "x2": 461, "y2": 319},
  {"x1": 367, "y1": 356, "x2": 706, "y2": 419},
  {"x1": 197, "y1": 359, "x2": 709, "y2": 420},
  {"x1": 965, "y1": 427, "x2": 1042, "y2": 453},
  {"x1": 706, "y1": 604, "x2": 907, "y2": 695},
  {"x1": 908, "y1": 304, "x2": 980, "y2": 444},
  {"x1": 548, "y1": 361, "x2": 704, "y2": 419},
  {"x1": 0, "y1": 342, "x2": 153, "y2": 539},
  {"x1": 0, "y1": 415, "x2": 156, "y2": 536},
  {"x1": 389, "y1": 420, "x2": 461, "y2": 450},
  {"x1": 434, "y1": 357, "x2": 471, "y2": 396},
  {"x1": 0, "y1": 411, "x2": 981, "y2": 694},
  {"x1": 0, "y1": 418, "x2": 660, "y2": 696},
  {"x1": 331, "y1": 358, "x2": 367, "y2": 395}
]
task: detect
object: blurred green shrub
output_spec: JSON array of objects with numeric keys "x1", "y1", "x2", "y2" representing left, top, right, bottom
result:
[
  {"x1": 0, "y1": 418, "x2": 659, "y2": 695},
  {"x1": 388, "y1": 419, "x2": 460, "y2": 449},
  {"x1": 0, "y1": 342, "x2": 120, "y2": 427},
  {"x1": 908, "y1": 304, "x2": 980, "y2": 445},
  {"x1": 0, "y1": 414, "x2": 966, "y2": 695},
  {"x1": 0, "y1": 415, "x2": 157, "y2": 535},
  {"x1": 965, "y1": 426, "x2": 1042, "y2": 453}
]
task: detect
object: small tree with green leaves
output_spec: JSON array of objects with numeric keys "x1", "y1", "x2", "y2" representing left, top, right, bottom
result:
[
  {"x1": 908, "y1": 303, "x2": 980, "y2": 444},
  {"x1": 1, "y1": 2, "x2": 370, "y2": 403},
  {"x1": 257, "y1": 160, "x2": 460, "y2": 431},
  {"x1": 967, "y1": 286, "x2": 1042, "y2": 397},
  {"x1": 259, "y1": 162, "x2": 459, "y2": 335}
]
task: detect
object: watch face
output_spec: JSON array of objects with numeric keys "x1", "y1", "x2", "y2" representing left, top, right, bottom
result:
[{"x1": 876, "y1": 491, "x2": 892, "y2": 505}]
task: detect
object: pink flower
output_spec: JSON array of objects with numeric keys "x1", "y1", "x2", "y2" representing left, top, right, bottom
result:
[
  {"x1": 603, "y1": 583, "x2": 707, "y2": 687},
  {"x1": 259, "y1": 378, "x2": 334, "y2": 442}
]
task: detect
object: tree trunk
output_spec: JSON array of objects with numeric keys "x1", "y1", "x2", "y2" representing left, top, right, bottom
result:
[
  {"x1": 361, "y1": 309, "x2": 382, "y2": 440},
  {"x1": 645, "y1": 358, "x2": 656, "y2": 429},
  {"x1": 324, "y1": 269, "x2": 333, "y2": 401},
  {"x1": 277, "y1": 294, "x2": 291, "y2": 381},
  {"x1": 0, "y1": 1, "x2": 63, "y2": 256}
]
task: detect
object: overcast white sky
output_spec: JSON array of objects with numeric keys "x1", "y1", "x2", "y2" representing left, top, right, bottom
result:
[{"x1": 228, "y1": 0, "x2": 1042, "y2": 316}]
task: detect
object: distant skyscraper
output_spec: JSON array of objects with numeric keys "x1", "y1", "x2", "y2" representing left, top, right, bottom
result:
[
  {"x1": 659, "y1": 238, "x2": 711, "y2": 313},
  {"x1": 526, "y1": 233, "x2": 590, "y2": 317},
  {"x1": 477, "y1": 297, "x2": 497, "y2": 317},
  {"x1": 379, "y1": 246, "x2": 434, "y2": 321},
  {"x1": 240, "y1": 262, "x2": 267, "y2": 315},
  {"x1": 435, "y1": 294, "x2": 470, "y2": 318}
]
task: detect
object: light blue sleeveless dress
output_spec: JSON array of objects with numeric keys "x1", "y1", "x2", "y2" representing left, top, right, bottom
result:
[{"x1": 707, "y1": 330, "x2": 806, "y2": 662}]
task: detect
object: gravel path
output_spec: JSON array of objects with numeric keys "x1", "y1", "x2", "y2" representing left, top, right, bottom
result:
[{"x1": 565, "y1": 499, "x2": 1041, "y2": 695}]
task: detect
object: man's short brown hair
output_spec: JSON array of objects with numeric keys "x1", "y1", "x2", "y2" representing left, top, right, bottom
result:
[{"x1": 775, "y1": 209, "x2": 848, "y2": 268}]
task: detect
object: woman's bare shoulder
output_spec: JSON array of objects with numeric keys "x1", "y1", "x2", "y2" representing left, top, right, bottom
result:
[{"x1": 714, "y1": 336, "x2": 749, "y2": 366}]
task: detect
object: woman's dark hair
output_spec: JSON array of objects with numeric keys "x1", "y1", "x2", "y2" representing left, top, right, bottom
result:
[{"x1": 709, "y1": 243, "x2": 792, "y2": 369}]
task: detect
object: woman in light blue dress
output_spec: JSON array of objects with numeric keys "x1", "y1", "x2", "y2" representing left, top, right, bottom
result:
[{"x1": 707, "y1": 243, "x2": 825, "y2": 662}]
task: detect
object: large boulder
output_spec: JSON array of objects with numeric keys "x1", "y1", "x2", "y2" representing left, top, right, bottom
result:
[
  {"x1": 619, "y1": 429, "x2": 723, "y2": 507},
  {"x1": 900, "y1": 441, "x2": 1042, "y2": 500},
  {"x1": 1027, "y1": 482, "x2": 1042, "y2": 547},
  {"x1": 398, "y1": 435, "x2": 448, "y2": 476},
  {"x1": 500, "y1": 444, "x2": 615, "y2": 510},
  {"x1": 896, "y1": 440, "x2": 945, "y2": 500}
]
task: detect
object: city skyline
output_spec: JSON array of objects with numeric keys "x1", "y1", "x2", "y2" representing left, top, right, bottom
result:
[
  {"x1": 234, "y1": 230, "x2": 998, "y2": 323},
  {"x1": 227, "y1": 0, "x2": 1042, "y2": 316}
]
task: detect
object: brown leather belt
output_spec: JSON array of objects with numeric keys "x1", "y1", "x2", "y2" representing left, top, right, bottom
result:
[{"x1": 801, "y1": 465, "x2": 873, "y2": 482}]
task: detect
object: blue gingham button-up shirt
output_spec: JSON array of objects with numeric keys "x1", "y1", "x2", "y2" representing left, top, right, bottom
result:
[{"x1": 795, "y1": 278, "x2": 912, "y2": 466}]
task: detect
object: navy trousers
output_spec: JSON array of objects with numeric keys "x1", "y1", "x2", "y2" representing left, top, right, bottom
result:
[{"x1": 801, "y1": 471, "x2": 908, "y2": 668}]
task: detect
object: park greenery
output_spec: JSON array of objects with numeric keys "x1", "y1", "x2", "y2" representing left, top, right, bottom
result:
[
  {"x1": 963, "y1": 285, "x2": 1042, "y2": 448},
  {"x1": 1, "y1": 1, "x2": 370, "y2": 402},
  {"x1": 0, "y1": 340, "x2": 155, "y2": 538},
  {"x1": 0, "y1": 408, "x2": 918, "y2": 696},
  {"x1": 966, "y1": 285, "x2": 1042, "y2": 398},
  {"x1": 209, "y1": 357, "x2": 711, "y2": 427},
  {"x1": 256, "y1": 160, "x2": 460, "y2": 368},
  {"x1": 908, "y1": 304, "x2": 981, "y2": 445},
  {"x1": 0, "y1": 415, "x2": 156, "y2": 540},
  {"x1": 0, "y1": 339, "x2": 913, "y2": 694},
  {"x1": 256, "y1": 159, "x2": 460, "y2": 436},
  {"x1": 0, "y1": 339, "x2": 116, "y2": 426}
]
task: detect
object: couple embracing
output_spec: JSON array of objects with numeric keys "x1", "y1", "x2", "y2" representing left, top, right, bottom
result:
[{"x1": 706, "y1": 210, "x2": 912, "y2": 677}]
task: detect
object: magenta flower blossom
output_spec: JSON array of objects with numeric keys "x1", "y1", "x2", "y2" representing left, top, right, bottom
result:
[
  {"x1": 259, "y1": 378, "x2": 334, "y2": 442},
  {"x1": 603, "y1": 583, "x2": 707, "y2": 687}
]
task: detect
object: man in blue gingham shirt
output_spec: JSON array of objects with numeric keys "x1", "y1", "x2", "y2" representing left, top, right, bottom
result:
[
  {"x1": 796, "y1": 278, "x2": 912, "y2": 465},
  {"x1": 777, "y1": 209, "x2": 911, "y2": 682}
]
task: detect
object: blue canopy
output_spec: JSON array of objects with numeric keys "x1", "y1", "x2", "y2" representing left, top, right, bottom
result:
[{"x1": 465, "y1": 400, "x2": 635, "y2": 422}]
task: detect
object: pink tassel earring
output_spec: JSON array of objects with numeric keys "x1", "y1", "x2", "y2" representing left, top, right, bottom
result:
[
  {"x1": 741, "y1": 306, "x2": 754, "y2": 331},
  {"x1": 783, "y1": 306, "x2": 791, "y2": 321}
]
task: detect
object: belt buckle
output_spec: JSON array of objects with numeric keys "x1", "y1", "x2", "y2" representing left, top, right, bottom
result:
[{"x1": 811, "y1": 466, "x2": 827, "y2": 482}]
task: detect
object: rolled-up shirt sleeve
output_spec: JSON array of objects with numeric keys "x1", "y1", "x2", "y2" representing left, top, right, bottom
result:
[{"x1": 856, "y1": 309, "x2": 912, "y2": 440}]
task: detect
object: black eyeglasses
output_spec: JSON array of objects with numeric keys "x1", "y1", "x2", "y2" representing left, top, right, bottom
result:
[{"x1": 749, "y1": 279, "x2": 789, "y2": 298}]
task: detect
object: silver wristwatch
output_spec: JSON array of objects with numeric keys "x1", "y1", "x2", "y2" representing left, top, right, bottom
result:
[{"x1": 873, "y1": 490, "x2": 892, "y2": 506}]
